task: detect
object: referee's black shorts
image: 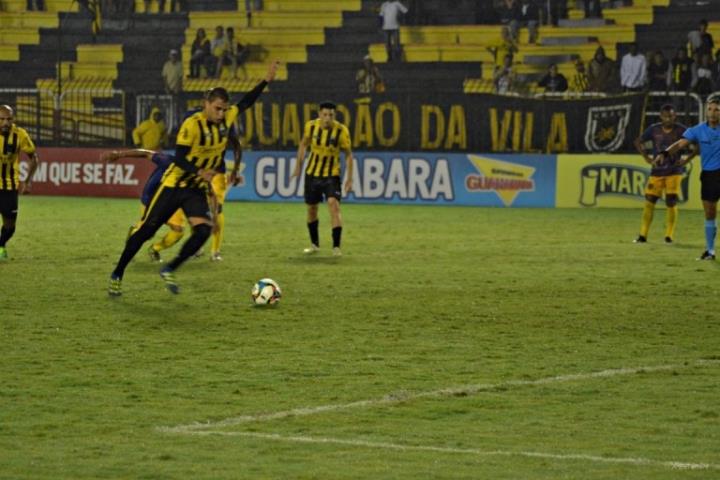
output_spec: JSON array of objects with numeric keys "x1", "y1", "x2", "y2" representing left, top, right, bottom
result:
[
  {"x1": 0, "y1": 189, "x2": 18, "y2": 219},
  {"x1": 304, "y1": 175, "x2": 341, "y2": 204},
  {"x1": 142, "y1": 186, "x2": 211, "y2": 227},
  {"x1": 700, "y1": 169, "x2": 720, "y2": 202}
]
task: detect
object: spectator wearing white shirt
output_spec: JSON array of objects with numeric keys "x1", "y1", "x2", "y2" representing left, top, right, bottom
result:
[
  {"x1": 379, "y1": 1, "x2": 408, "y2": 62},
  {"x1": 620, "y1": 43, "x2": 647, "y2": 92}
]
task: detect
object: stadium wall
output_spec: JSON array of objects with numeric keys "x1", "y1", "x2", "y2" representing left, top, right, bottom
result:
[{"x1": 20, "y1": 149, "x2": 703, "y2": 209}]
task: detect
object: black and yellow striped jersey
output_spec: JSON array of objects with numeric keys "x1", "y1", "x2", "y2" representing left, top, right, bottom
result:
[
  {"x1": 302, "y1": 119, "x2": 351, "y2": 178},
  {"x1": 162, "y1": 105, "x2": 240, "y2": 189},
  {"x1": 0, "y1": 125, "x2": 36, "y2": 191}
]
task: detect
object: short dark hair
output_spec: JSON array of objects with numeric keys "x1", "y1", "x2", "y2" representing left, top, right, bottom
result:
[
  {"x1": 319, "y1": 101, "x2": 336, "y2": 110},
  {"x1": 204, "y1": 87, "x2": 229, "y2": 103},
  {"x1": 660, "y1": 104, "x2": 675, "y2": 113},
  {"x1": 708, "y1": 98, "x2": 720, "y2": 106}
]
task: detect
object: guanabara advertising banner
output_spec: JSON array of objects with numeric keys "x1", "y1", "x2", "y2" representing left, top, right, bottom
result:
[
  {"x1": 228, "y1": 92, "x2": 647, "y2": 153},
  {"x1": 227, "y1": 151, "x2": 557, "y2": 207},
  {"x1": 20, "y1": 149, "x2": 703, "y2": 209}
]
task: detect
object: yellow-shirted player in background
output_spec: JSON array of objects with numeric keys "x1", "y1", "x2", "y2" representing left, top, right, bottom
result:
[
  {"x1": 292, "y1": 101, "x2": 354, "y2": 256},
  {"x1": 108, "y1": 61, "x2": 278, "y2": 295},
  {"x1": 208, "y1": 128, "x2": 243, "y2": 261},
  {"x1": 0, "y1": 105, "x2": 39, "y2": 260}
]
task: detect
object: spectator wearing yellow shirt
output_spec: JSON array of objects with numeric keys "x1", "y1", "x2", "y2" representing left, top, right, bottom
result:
[
  {"x1": 487, "y1": 26, "x2": 518, "y2": 68},
  {"x1": 570, "y1": 60, "x2": 590, "y2": 93},
  {"x1": 132, "y1": 107, "x2": 167, "y2": 150}
]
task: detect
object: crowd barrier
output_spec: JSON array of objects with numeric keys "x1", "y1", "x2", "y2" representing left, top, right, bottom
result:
[{"x1": 20, "y1": 149, "x2": 703, "y2": 210}]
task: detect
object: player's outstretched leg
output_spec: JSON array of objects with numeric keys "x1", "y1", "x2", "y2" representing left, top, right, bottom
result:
[
  {"x1": 211, "y1": 206, "x2": 225, "y2": 261},
  {"x1": 160, "y1": 223, "x2": 212, "y2": 293},
  {"x1": 0, "y1": 223, "x2": 16, "y2": 260},
  {"x1": 108, "y1": 221, "x2": 160, "y2": 296}
]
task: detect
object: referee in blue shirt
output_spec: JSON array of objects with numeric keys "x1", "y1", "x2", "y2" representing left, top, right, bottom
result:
[{"x1": 655, "y1": 99, "x2": 720, "y2": 260}]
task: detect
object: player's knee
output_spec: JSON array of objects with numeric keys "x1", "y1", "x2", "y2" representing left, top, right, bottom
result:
[
  {"x1": 645, "y1": 195, "x2": 659, "y2": 204},
  {"x1": 192, "y1": 222, "x2": 212, "y2": 241},
  {"x1": 665, "y1": 194, "x2": 678, "y2": 207}
]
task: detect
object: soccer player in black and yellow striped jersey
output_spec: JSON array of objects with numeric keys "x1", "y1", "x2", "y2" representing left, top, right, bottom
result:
[
  {"x1": 108, "y1": 61, "x2": 278, "y2": 296},
  {"x1": 291, "y1": 101, "x2": 354, "y2": 256},
  {"x1": 0, "y1": 105, "x2": 39, "y2": 261}
]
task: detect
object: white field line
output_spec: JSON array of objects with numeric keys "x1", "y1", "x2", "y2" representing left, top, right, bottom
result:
[
  {"x1": 181, "y1": 430, "x2": 720, "y2": 471},
  {"x1": 159, "y1": 359, "x2": 719, "y2": 433}
]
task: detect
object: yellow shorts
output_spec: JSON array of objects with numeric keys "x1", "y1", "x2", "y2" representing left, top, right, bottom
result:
[
  {"x1": 212, "y1": 173, "x2": 228, "y2": 206},
  {"x1": 645, "y1": 175, "x2": 682, "y2": 198},
  {"x1": 140, "y1": 205, "x2": 186, "y2": 228}
]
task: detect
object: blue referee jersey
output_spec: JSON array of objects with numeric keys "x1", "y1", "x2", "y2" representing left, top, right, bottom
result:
[
  {"x1": 141, "y1": 152, "x2": 174, "y2": 206},
  {"x1": 683, "y1": 122, "x2": 720, "y2": 171}
]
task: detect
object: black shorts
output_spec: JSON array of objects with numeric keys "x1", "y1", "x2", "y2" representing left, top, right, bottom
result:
[
  {"x1": 142, "y1": 186, "x2": 211, "y2": 227},
  {"x1": 304, "y1": 175, "x2": 341, "y2": 204},
  {"x1": 0, "y1": 189, "x2": 18, "y2": 219},
  {"x1": 700, "y1": 170, "x2": 720, "y2": 202}
]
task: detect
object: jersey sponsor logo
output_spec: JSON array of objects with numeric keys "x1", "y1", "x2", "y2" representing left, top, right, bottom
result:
[
  {"x1": 579, "y1": 163, "x2": 691, "y2": 206},
  {"x1": 584, "y1": 104, "x2": 632, "y2": 152},
  {"x1": 465, "y1": 154, "x2": 535, "y2": 206}
]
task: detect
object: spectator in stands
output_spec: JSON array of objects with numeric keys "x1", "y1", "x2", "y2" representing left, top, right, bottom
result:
[
  {"x1": 588, "y1": 46, "x2": 618, "y2": 93},
  {"x1": 497, "y1": 0, "x2": 519, "y2": 30},
  {"x1": 493, "y1": 54, "x2": 515, "y2": 94},
  {"x1": 211, "y1": 25, "x2": 228, "y2": 78},
  {"x1": 668, "y1": 47, "x2": 693, "y2": 92},
  {"x1": 379, "y1": 1, "x2": 408, "y2": 62},
  {"x1": 158, "y1": 0, "x2": 185, "y2": 12},
  {"x1": 569, "y1": 59, "x2": 590, "y2": 93},
  {"x1": 132, "y1": 107, "x2": 167, "y2": 151},
  {"x1": 189, "y1": 28, "x2": 211, "y2": 79},
  {"x1": 222, "y1": 27, "x2": 251, "y2": 79},
  {"x1": 713, "y1": 49, "x2": 720, "y2": 89},
  {"x1": 545, "y1": 0, "x2": 567, "y2": 26},
  {"x1": 245, "y1": 0, "x2": 263, "y2": 27},
  {"x1": 647, "y1": 50, "x2": 669, "y2": 92},
  {"x1": 509, "y1": 0, "x2": 540, "y2": 44},
  {"x1": 582, "y1": 0, "x2": 601, "y2": 19},
  {"x1": 538, "y1": 63, "x2": 568, "y2": 93},
  {"x1": 620, "y1": 43, "x2": 647, "y2": 92},
  {"x1": 162, "y1": 49, "x2": 183, "y2": 95},
  {"x1": 356, "y1": 55, "x2": 384, "y2": 94},
  {"x1": 486, "y1": 26, "x2": 518, "y2": 69},
  {"x1": 692, "y1": 53, "x2": 715, "y2": 96},
  {"x1": 688, "y1": 19, "x2": 714, "y2": 57},
  {"x1": 26, "y1": 0, "x2": 44, "y2": 10}
]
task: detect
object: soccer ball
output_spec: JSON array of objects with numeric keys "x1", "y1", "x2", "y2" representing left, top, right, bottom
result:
[{"x1": 251, "y1": 278, "x2": 282, "y2": 306}]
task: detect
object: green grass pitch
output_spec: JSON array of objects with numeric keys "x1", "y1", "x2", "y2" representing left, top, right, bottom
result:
[{"x1": 2, "y1": 196, "x2": 719, "y2": 479}]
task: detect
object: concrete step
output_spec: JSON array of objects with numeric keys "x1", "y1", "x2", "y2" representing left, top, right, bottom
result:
[
  {"x1": 540, "y1": 36, "x2": 598, "y2": 46},
  {"x1": 558, "y1": 18, "x2": 615, "y2": 27},
  {"x1": 523, "y1": 54, "x2": 580, "y2": 66}
]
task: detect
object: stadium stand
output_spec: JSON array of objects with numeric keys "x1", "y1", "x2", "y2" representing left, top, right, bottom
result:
[{"x1": 1, "y1": 0, "x2": 719, "y2": 146}]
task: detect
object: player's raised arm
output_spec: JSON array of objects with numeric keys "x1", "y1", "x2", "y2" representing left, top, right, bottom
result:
[
  {"x1": 292, "y1": 135, "x2": 309, "y2": 178},
  {"x1": 234, "y1": 60, "x2": 279, "y2": 112},
  {"x1": 343, "y1": 147, "x2": 354, "y2": 195},
  {"x1": 21, "y1": 151, "x2": 39, "y2": 195},
  {"x1": 633, "y1": 134, "x2": 653, "y2": 165},
  {"x1": 228, "y1": 129, "x2": 243, "y2": 186},
  {"x1": 654, "y1": 138, "x2": 692, "y2": 166},
  {"x1": 101, "y1": 149, "x2": 155, "y2": 163}
]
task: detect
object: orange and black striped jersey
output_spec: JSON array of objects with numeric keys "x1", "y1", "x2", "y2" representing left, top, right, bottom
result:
[
  {"x1": 0, "y1": 125, "x2": 35, "y2": 191},
  {"x1": 162, "y1": 105, "x2": 240, "y2": 189},
  {"x1": 302, "y1": 119, "x2": 351, "y2": 178}
]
